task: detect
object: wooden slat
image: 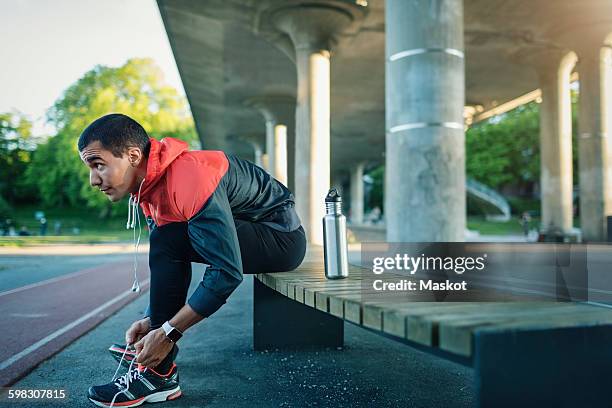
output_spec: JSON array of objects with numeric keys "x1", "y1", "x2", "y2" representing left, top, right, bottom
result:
[
  {"x1": 293, "y1": 281, "x2": 363, "y2": 304},
  {"x1": 315, "y1": 287, "x2": 371, "y2": 312},
  {"x1": 381, "y1": 303, "x2": 483, "y2": 339},
  {"x1": 328, "y1": 292, "x2": 417, "y2": 324},
  {"x1": 466, "y1": 307, "x2": 612, "y2": 355},
  {"x1": 303, "y1": 282, "x2": 365, "y2": 307},
  {"x1": 438, "y1": 303, "x2": 604, "y2": 356}
]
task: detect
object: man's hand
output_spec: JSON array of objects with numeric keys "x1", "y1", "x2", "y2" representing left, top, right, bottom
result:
[
  {"x1": 125, "y1": 317, "x2": 151, "y2": 345},
  {"x1": 134, "y1": 328, "x2": 174, "y2": 368}
]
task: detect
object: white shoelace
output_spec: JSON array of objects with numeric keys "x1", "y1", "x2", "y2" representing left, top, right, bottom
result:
[
  {"x1": 114, "y1": 366, "x2": 141, "y2": 388},
  {"x1": 108, "y1": 344, "x2": 141, "y2": 407}
]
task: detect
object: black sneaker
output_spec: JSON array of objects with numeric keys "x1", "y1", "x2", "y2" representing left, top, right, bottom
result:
[
  {"x1": 108, "y1": 344, "x2": 137, "y2": 368},
  {"x1": 88, "y1": 363, "x2": 181, "y2": 407}
]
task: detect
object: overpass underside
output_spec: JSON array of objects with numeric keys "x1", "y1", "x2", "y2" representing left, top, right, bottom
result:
[{"x1": 157, "y1": 0, "x2": 612, "y2": 243}]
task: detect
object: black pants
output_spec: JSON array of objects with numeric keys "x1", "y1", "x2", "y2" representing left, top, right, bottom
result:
[{"x1": 147, "y1": 219, "x2": 307, "y2": 370}]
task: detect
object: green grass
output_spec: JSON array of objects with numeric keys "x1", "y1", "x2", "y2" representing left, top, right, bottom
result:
[
  {"x1": 468, "y1": 215, "x2": 581, "y2": 236},
  {"x1": 0, "y1": 235, "x2": 126, "y2": 247},
  {"x1": 467, "y1": 216, "x2": 529, "y2": 235},
  {"x1": 1, "y1": 204, "x2": 145, "y2": 246}
]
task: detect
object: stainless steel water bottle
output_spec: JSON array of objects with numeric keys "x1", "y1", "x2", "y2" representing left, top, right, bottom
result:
[{"x1": 323, "y1": 188, "x2": 349, "y2": 279}]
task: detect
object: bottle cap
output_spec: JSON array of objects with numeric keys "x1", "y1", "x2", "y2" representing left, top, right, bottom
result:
[{"x1": 325, "y1": 188, "x2": 342, "y2": 202}]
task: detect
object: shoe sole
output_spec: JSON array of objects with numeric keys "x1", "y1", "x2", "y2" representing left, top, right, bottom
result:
[{"x1": 88, "y1": 386, "x2": 182, "y2": 407}]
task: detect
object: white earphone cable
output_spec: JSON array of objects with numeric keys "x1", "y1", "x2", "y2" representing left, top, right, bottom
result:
[
  {"x1": 126, "y1": 195, "x2": 133, "y2": 230},
  {"x1": 129, "y1": 178, "x2": 145, "y2": 293}
]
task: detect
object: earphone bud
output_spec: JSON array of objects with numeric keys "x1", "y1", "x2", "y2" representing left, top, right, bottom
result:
[{"x1": 131, "y1": 279, "x2": 140, "y2": 293}]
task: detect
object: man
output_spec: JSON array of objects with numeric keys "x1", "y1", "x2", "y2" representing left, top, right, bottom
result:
[{"x1": 79, "y1": 113, "x2": 306, "y2": 407}]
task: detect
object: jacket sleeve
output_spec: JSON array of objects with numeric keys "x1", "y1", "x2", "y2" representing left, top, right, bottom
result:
[{"x1": 182, "y1": 184, "x2": 243, "y2": 318}]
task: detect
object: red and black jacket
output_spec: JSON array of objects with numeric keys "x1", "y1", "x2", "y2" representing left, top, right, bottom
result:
[{"x1": 137, "y1": 137, "x2": 301, "y2": 318}]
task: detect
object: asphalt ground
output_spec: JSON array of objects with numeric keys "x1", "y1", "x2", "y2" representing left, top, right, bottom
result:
[
  {"x1": 0, "y1": 249, "x2": 149, "y2": 386},
  {"x1": 4, "y1": 261, "x2": 474, "y2": 407}
]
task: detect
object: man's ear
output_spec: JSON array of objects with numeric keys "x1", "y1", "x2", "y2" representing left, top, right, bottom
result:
[{"x1": 127, "y1": 147, "x2": 143, "y2": 167}]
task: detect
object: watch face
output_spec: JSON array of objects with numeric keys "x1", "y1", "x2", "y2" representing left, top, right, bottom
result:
[{"x1": 167, "y1": 328, "x2": 182, "y2": 343}]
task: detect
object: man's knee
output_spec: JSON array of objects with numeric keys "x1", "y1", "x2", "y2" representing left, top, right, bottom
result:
[{"x1": 284, "y1": 228, "x2": 307, "y2": 271}]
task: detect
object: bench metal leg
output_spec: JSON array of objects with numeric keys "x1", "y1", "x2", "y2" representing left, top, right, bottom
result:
[
  {"x1": 253, "y1": 278, "x2": 344, "y2": 350},
  {"x1": 474, "y1": 325, "x2": 612, "y2": 408}
]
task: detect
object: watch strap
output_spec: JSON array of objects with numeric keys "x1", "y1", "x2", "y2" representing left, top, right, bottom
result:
[{"x1": 161, "y1": 321, "x2": 183, "y2": 342}]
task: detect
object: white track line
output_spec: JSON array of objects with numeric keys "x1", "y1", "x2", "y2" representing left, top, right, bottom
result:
[
  {"x1": 0, "y1": 278, "x2": 149, "y2": 371},
  {"x1": 0, "y1": 260, "x2": 141, "y2": 298}
]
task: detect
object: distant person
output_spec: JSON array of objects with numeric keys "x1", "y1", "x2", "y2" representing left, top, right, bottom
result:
[
  {"x1": 39, "y1": 217, "x2": 47, "y2": 236},
  {"x1": 17, "y1": 226, "x2": 30, "y2": 236},
  {"x1": 54, "y1": 221, "x2": 62, "y2": 235},
  {"x1": 77, "y1": 113, "x2": 306, "y2": 406},
  {"x1": 520, "y1": 212, "x2": 531, "y2": 238},
  {"x1": 3, "y1": 219, "x2": 13, "y2": 236},
  {"x1": 370, "y1": 206, "x2": 382, "y2": 224}
]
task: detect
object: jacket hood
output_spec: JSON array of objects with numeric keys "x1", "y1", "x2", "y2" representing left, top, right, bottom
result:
[{"x1": 139, "y1": 137, "x2": 189, "y2": 199}]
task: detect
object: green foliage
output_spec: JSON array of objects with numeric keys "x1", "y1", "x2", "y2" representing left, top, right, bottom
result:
[
  {"x1": 0, "y1": 195, "x2": 11, "y2": 220},
  {"x1": 507, "y1": 196, "x2": 541, "y2": 216},
  {"x1": 466, "y1": 102, "x2": 541, "y2": 190},
  {"x1": 24, "y1": 58, "x2": 197, "y2": 217},
  {"x1": 366, "y1": 164, "x2": 384, "y2": 213},
  {"x1": 0, "y1": 112, "x2": 40, "y2": 205},
  {"x1": 466, "y1": 96, "x2": 579, "y2": 193}
]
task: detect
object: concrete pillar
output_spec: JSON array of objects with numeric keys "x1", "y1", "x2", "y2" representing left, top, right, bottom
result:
[
  {"x1": 246, "y1": 96, "x2": 295, "y2": 189},
  {"x1": 385, "y1": 0, "x2": 466, "y2": 242},
  {"x1": 252, "y1": 143, "x2": 264, "y2": 168},
  {"x1": 350, "y1": 162, "x2": 365, "y2": 224},
  {"x1": 272, "y1": 5, "x2": 359, "y2": 245},
  {"x1": 577, "y1": 44, "x2": 612, "y2": 241},
  {"x1": 274, "y1": 124, "x2": 288, "y2": 186},
  {"x1": 262, "y1": 153, "x2": 269, "y2": 171},
  {"x1": 234, "y1": 134, "x2": 265, "y2": 168},
  {"x1": 535, "y1": 51, "x2": 577, "y2": 235},
  {"x1": 264, "y1": 119, "x2": 276, "y2": 173}
]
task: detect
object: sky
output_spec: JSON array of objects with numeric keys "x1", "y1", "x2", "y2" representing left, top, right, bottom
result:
[{"x1": 0, "y1": 0, "x2": 185, "y2": 136}]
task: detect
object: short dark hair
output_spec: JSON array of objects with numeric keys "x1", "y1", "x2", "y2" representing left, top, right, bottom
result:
[{"x1": 78, "y1": 113, "x2": 150, "y2": 158}]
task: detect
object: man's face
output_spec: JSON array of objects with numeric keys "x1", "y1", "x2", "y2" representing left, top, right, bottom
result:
[{"x1": 79, "y1": 141, "x2": 141, "y2": 202}]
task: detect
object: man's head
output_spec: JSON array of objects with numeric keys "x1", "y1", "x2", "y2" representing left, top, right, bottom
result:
[{"x1": 78, "y1": 113, "x2": 150, "y2": 202}]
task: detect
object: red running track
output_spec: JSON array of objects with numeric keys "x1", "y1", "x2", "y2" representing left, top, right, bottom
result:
[{"x1": 0, "y1": 256, "x2": 149, "y2": 386}]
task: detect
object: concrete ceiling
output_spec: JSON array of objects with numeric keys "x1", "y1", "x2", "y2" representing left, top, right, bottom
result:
[{"x1": 157, "y1": 0, "x2": 612, "y2": 171}]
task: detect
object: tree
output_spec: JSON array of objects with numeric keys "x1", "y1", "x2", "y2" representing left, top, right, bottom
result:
[
  {"x1": 0, "y1": 111, "x2": 40, "y2": 206},
  {"x1": 466, "y1": 95, "x2": 578, "y2": 198},
  {"x1": 26, "y1": 58, "x2": 197, "y2": 216},
  {"x1": 465, "y1": 102, "x2": 541, "y2": 193}
]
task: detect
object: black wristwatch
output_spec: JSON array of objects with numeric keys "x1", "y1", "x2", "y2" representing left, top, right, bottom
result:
[{"x1": 161, "y1": 321, "x2": 183, "y2": 343}]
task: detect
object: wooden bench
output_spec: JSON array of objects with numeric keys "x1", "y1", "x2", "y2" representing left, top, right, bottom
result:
[{"x1": 253, "y1": 247, "x2": 612, "y2": 408}]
